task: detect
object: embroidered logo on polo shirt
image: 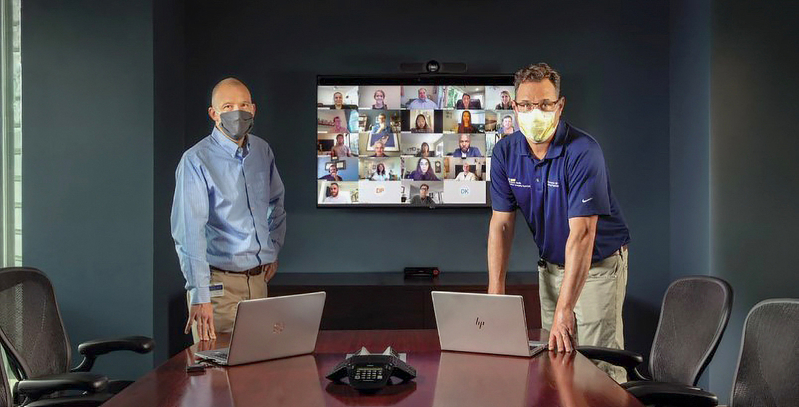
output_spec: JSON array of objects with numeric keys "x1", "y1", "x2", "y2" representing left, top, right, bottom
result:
[
  {"x1": 547, "y1": 180, "x2": 560, "y2": 188},
  {"x1": 509, "y1": 179, "x2": 531, "y2": 188},
  {"x1": 582, "y1": 197, "x2": 594, "y2": 203}
]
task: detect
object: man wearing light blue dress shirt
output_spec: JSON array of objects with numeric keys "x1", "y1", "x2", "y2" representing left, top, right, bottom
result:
[
  {"x1": 171, "y1": 78, "x2": 286, "y2": 341},
  {"x1": 406, "y1": 88, "x2": 438, "y2": 109}
]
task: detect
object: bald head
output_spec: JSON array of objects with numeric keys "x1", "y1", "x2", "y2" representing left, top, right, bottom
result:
[
  {"x1": 211, "y1": 78, "x2": 251, "y2": 110},
  {"x1": 208, "y1": 77, "x2": 256, "y2": 138}
]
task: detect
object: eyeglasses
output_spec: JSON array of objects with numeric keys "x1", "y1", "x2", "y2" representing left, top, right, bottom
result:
[{"x1": 514, "y1": 98, "x2": 561, "y2": 112}]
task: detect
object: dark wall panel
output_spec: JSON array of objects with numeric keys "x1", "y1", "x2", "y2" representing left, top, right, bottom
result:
[
  {"x1": 668, "y1": 0, "x2": 712, "y2": 388},
  {"x1": 710, "y1": 0, "x2": 799, "y2": 402},
  {"x1": 22, "y1": 0, "x2": 154, "y2": 379},
  {"x1": 153, "y1": 0, "x2": 190, "y2": 361}
]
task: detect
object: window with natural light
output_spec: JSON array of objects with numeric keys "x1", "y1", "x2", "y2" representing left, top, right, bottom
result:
[{"x1": 1, "y1": 0, "x2": 22, "y2": 267}]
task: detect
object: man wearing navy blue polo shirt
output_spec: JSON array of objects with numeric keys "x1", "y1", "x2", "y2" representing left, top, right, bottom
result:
[{"x1": 488, "y1": 63, "x2": 630, "y2": 382}]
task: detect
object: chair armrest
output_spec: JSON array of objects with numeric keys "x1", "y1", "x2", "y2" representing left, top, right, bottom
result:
[
  {"x1": 577, "y1": 346, "x2": 646, "y2": 381},
  {"x1": 78, "y1": 335, "x2": 154, "y2": 356},
  {"x1": 25, "y1": 394, "x2": 111, "y2": 407},
  {"x1": 622, "y1": 380, "x2": 701, "y2": 391},
  {"x1": 14, "y1": 372, "x2": 108, "y2": 401},
  {"x1": 73, "y1": 336, "x2": 154, "y2": 372},
  {"x1": 625, "y1": 382, "x2": 718, "y2": 407}
]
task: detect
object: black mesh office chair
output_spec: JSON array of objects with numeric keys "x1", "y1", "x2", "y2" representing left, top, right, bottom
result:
[
  {"x1": 1, "y1": 349, "x2": 9, "y2": 407},
  {"x1": 2, "y1": 336, "x2": 110, "y2": 407},
  {"x1": 578, "y1": 276, "x2": 733, "y2": 404},
  {"x1": 623, "y1": 298, "x2": 799, "y2": 406},
  {"x1": 0, "y1": 267, "x2": 153, "y2": 404},
  {"x1": 728, "y1": 298, "x2": 799, "y2": 406}
]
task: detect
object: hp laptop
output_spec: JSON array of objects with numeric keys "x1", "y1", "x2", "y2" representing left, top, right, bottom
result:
[
  {"x1": 195, "y1": 291, "x2": 326, "y2": 366},
  {"x1": 431, "y1": 291, "x2": 547, "y2": 357}
]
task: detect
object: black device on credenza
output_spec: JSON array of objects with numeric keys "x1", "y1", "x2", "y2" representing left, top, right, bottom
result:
[
  {"x1": 404, "y1": 266, "x2": 440, "y2": 278},
  {"x1": 326, "y1": 347, "x2": 416, "y2": 392}
]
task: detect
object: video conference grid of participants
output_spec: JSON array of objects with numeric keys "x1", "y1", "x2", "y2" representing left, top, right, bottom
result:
[{"x1": 317, "y1": 85, "x2": 517, "y2": 206}]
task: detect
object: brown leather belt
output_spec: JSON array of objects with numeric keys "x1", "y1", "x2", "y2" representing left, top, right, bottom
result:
[{"x1": 210, "y1": 265, "x2": 263, "y2": 276}]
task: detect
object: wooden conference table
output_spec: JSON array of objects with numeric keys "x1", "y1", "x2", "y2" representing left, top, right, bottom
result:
[{"x1": 103, "y1": 330, "x2": 644, "y2": 407}]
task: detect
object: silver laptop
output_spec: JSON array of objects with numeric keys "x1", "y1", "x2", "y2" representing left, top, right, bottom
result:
[
  {"x1": 195, "y1": 291, "x2": 326, "y2": 366},
  {"x1": 431, "y1": 291, "x2": 547, "y2": 357}
]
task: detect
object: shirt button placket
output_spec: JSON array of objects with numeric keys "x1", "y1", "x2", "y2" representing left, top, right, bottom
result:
[{"x1": 535, "y1": 165, "x2": 544, "y2": 193}]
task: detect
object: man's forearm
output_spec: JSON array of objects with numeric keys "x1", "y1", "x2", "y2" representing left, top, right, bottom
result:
[
  {"x1": 558, "y1": 224, "x2": 596, "y2": 311},
  {"x1": 488, "y1": 218, "x2": 515, "y2": 293}
]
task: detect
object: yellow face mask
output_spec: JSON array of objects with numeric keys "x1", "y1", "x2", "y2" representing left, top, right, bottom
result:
[{"x1": 517, "y1": 109, "x2": 557, "y2": 144}]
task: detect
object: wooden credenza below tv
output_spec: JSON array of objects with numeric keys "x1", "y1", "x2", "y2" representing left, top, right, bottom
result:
[{"x1": 268, "y1": 272, "x2": 539, "y2": 330}]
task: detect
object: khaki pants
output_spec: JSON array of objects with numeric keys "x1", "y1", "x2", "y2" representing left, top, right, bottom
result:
[
  {"x1": 187, "y1": 269, "x2": 268, "y2": 343},
  {"x1": 539, "y1": 247, "x2": 628, "y2": 383}
]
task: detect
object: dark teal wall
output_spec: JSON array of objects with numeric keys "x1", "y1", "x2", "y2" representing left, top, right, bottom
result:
[
  {"x1": 669, "y1": 0, "x2": 711, "y2": 282},
  {"x1": 668, "y1": 0, "x2": 712, "y2": 388},
  {"x1": 22, "y1": 1, "x2": 154, "y2": 379},
  {"x1": 152, "y1": 0, "x2": 188, "y2": 366},
  {"x1": 709, "y1": 0, "x2": 799, "y2": 403},
  {"x1": 24, "y1": 0, "x2": 700, "y2": 380}
]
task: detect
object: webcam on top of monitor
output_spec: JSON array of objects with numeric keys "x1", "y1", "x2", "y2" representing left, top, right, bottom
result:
[{"x1": 399, "y1": 61, "x2": 468, "y2": 74}]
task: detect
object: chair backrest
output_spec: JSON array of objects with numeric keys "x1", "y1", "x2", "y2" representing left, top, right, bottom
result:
[
  {"x1": 731, "y1": 298, "x2": 799, "y2": 407},
  {"x1": 649, "y1": 276, "x2": 733, "y2": 384},
  {"x1": 0, "y1": 349, "x2": 10, "y2": 407},
  {"x1": 0, "y1": 267, "x2": 71, "y2": 378}
]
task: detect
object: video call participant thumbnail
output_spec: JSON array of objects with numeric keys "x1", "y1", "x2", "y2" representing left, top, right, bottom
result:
[
  {"x1": 331, "y1": 134, "x2": 353, "y2": 157},
  {"x1": 418, "y1": 142, "x2": 434, "y2": 158},
  {"x1": 406, "y1": 157, "x2": 439, "y2": 181},
  {"x1": 455, "y1": 161, "x2": 478, "y2": 181},
  {"x1": 372, "y1": 89, "x2": 388, "y2": 110},
  {"x1": 330, "y1": 116, "x2": 348, "y2": 133},
  {"x1": 330, "y1": 91, "x2": 356, "y2": 110},
  {"x1": 407, "y1": 88, "x2": 438, "y2": 109},
  {"x1": 498, "y1": 115, "x2": 515, "y2": 136},
  {"x1": 452, "y1": 134, "x2": 482, "y2": 157},
  {"x1": 458, "y1": 111, "x2": 479, "y2": 133},
  {"x1": 455, "y1": 93, "x2": 482, "y2": 109},
  {"x1": 323, "y1": 182, "x2": 351, "y2": 203},
  {"x1": 369, "y1": 113, "x2": 395, "y2": 147},
  {"x1": 369, "y1": 162, "x2": 389, "y2": 181},
  {"x1": 370, "y1": 141, "x2": 389, "y2": 157},
  {"x1": 410, "y1": 183, "x2": 435, "y2": 207},
  {"x1": 495, "y1": 90, "x2": 513, "y2": 110},
  {"x1": 319, "y1": 164, "x2": 343, "y2": 181},
  {"x1": 412, "y1": 113, "x2": 433, "y2": 133}
]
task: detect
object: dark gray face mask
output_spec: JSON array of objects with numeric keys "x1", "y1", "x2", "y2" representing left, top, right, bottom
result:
[{"x1": 218, "y1": 110, "x2": 253, "y2": 141}]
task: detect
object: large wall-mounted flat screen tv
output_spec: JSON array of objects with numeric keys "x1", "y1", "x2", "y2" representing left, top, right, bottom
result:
[{"x1": 317, "y1": 75, "x2": 515, "y2": 208}]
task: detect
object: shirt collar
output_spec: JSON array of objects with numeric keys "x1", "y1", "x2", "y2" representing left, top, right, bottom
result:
[
  {"x1": 514, "y1": 120, "x2": 568, "y2": 160},
  {"x1": 211, "y1": 126, "x2": 249, "y2": 158}
]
